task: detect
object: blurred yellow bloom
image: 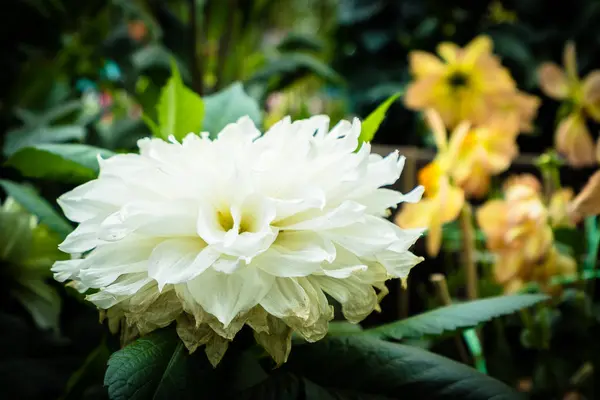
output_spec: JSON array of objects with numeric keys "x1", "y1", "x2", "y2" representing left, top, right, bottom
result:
[
  {"x1": 538, "y1": 42, "x2": 600, "y2": 167},
  {"x1": 395, "y1": 110, "x2": 467, "y2": 256},
  {"x1": 477, "y1": 175, "x2": 576, "y2": 294},
  {"x1": 451, "y1": 119, "x2": 520, "y2": 198},
  {"x1": 485, "y1": 91, "x2": 540, "y2": 134},
  {"x1": 405, "y1": 35, "x2": 517, "y2": 128},
  {"x1": 548, "y1": 188, "x2": 575, "y2": 227}
]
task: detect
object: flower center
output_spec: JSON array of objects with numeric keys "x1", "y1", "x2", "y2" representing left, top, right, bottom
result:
[
  {"x1": 418, "y1": 161, "x2": 443, "y2": 196},
  {"x1": 447, "y1": 72, "x2": 469, "y2": 88},
  {"x1": 217, "y1": 209, "x2": 258, "y2": 234},
  {"x1": 217, "y1": 210, "x2": 235, "y2": 232}
]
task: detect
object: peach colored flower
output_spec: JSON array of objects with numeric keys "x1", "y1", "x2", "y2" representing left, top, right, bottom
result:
[
  {"x1": 538, "y1": 42, "x2": 600, "y2": 167},
  {"x1": 570, "y1": 170, "x2": 600, "y2": 220},
  {"x1": 477, "y1": 175, "x2": 574, "y2": 294}
]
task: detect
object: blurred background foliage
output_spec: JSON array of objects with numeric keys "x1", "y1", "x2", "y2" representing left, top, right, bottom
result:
[{"x1": 2, "y1": 0, "x2": 600, "y2": 399}]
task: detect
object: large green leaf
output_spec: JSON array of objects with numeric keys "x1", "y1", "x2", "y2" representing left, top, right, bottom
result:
[
  {"x1": 358, "y1": 93, "x2": 402, "y2": 145},
  {"x1": 284, "y1": 336, "x2": 517, "y2": 399},
  {"x1": 235, "y1": 372, "x2": 302, "y2": 400},
  {"x1": 235, "y1": 371, "x2": 389, "y2": 399},
  {"x1": 6, "y1": 144, "x2": 115, "y2": 183},
  {"x1": 4, "y1": 101, "x2": 85, "y2": 156},
  {"x1": 104, "y1": 328, "x2": 216, "y2": 400},
  {"x1": 61, "y1": 342, "x2": 110, "y2": 400},
  {"x1": 0, "y1": 180, "x2": 72, "y2": 239},
  {"x1": 11, "y1": 279, "x2": 61, "y2": 333},
  {"x1": 367, "y1": 294, "x2": 548, "y2": 341},
  {"x1": 132, "y1": 45, "x2": 192, "y2": 84},
  {"x1": 155, "y1": 61, "x2": 204, "y2": 141},
  {"x1": 202, "y1": 82, "x2": 262, "y2": 137},
  {"x1": 276, "y1": 33, "x2": 325, "y2": 53},
  {"x1": 4, "y1": 125, "x2": 86, "y2": 157},
  {"x1": 249, "y1": 54, "x2": 343, "y2": 89}
]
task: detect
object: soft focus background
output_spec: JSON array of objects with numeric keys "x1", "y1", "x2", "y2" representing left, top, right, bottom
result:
[{"x1": 1, "y1": 1, "x2": 600, "y2": 399}]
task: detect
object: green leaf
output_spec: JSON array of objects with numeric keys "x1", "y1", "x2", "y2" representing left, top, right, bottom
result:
[
  {"x1": 4, "y1": 125, "x2": 86, "y2": 157},
  {"x1": 4, "y1": 101, "x2": 85, "y2": 156},
  {"x1": 235, "y1": 372, "x2": 302, "y2": 400},
  {"x1": 327, "y1": 321, "x2": 364, "y2": 335},
  {"x1": 60, "y1": 342, "x2": 110, "y2": 400},
  {"x1": 6, "y1": 144, "x2": 115, "y2": 183},
  {"x1": 0, "y1": 180, "x2": 72, "y2": 239},
  {"x1": 131, "y1": 45, "x2": 191, "y2": 82},
  {"x1": 583, "y1": 216, "x2": 600, "y2": 271},
  {"x1": 11, "y1": 279, "x2": 61, "y2": 333},
  {"x1": 104, "y1": 328, "x2": 216, "y2": 400},
  {"x1": 235, "y1": 372, "x2": 388, "y2": 400},
  {"x1": 276, "y1": 33, "x2": 325, "y2": 53},
  {"x1": 203, "y1": 82, "x2": 262, "y2": 138},
  {"x1": 155, "y1": 61, "x2": 204, "y2": 141},
  {"x1": 358, "y1": 93, "x2": 402, "y2": 145},
  {"x1": 248, "y1": 54, "x2": 344, "y2": 90},
  {"x1": 284, "y1": 336, "x2": 517, "y2": 399},
  {"x1": 367, "y1": 294, "x2": 549, "y2": 341}
]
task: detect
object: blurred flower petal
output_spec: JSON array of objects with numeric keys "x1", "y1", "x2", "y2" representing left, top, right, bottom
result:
[
  {"x1": 538, "y1": 63, "x2": 569, "y2": 100},
  {"x1": 555, "y1": 112, "x2": 596, "y2": 167}
]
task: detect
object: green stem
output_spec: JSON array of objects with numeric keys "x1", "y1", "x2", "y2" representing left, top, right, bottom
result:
[
  {"x1": 189, "y1": 0, "x2": 203, "y2": 95},
  {"x1": 460, "y1": 204, "x2": 478, "y2": 300}
]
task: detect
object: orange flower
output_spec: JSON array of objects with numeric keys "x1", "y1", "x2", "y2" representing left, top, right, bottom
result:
[
  {"x1": 538, "y1": 42, "x2": 600, "y2": 167},
  {"x1": 127, "y1": 20, "x2": 148, "y2": 42},
  {"x1": 476, "y1": 174, "x2": 573, "y2": 294},
  {"x1": 395, "y1": 110, "x2": 467, "y2": 256},
  {"x1": 405, "y1": 36, "x2": 517, "y2": 128}
]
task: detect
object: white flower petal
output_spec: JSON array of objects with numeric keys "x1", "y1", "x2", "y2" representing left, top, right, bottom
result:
[
  {"x1": 187, "y1": 267, "x2": 275, "y2": 326},
  {"x1": 310, "y1": 275, "x2": 377, "y2": 323},
  {"x1": 279, "y1": 201, "x2": 366, "y2": 230},
  {"x1": 98, "y1": 200, "x2": 198, "y2": 241},
  {"x1": 272, "y1": 231, "x2": 336, "y2": 263},
  {"x1": 87, "y1": 274, "x2": 153, "y2": 308},
  {"x1": 52, "y1": 259, "x2": 83, "y2": 282},
  {"x1": 148, "y1": 238, "x2": 219, "y2": 289},
  {"x1": 376, "y1": 250, "x2": 424, "y2": 278},
  {"x1": 58, "y1": 219, "x2": 104, "y2": 253},
  {"x1": 260, "y1": 278, "x2": 311, "y2": 320}
]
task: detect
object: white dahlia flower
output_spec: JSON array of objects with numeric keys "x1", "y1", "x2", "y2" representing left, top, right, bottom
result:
[{"x1": 52, "y1": 116, "x2": 424, "y2": 365}]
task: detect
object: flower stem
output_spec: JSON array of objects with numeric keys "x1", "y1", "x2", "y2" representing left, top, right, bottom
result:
[
  {"x1": 430, "y1": 274, "x2": 471, "y2": 364},
  {"x1": 460, "y1": 203, "x2": 478, "y2": 300},
  {"x1": 189, "y1": 0, "x2": 203, "y2": 95}
]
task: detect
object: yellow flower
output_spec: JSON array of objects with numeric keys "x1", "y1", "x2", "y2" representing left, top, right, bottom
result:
[
  {"x1": 477, "y1": 175, "x2": 575, "y2": 294},
  {"x1": 485, "y1": 91, "x2": 540, "y2": 134},
  {"x1": 548, "y1": 188, "x2": 574, "y2": 228},
  {"x1": 538, "y1": 42, "x2": 600, "y2": 167},
  {"x1": 451, "y1": 119, "x2": 520, "y2": 198},
  {"x1": 395, "y1": 110, "x2": 467, "y2": 256},
  {"x1": 405, "y1": 35, "x2": 517, "y2": 128}
]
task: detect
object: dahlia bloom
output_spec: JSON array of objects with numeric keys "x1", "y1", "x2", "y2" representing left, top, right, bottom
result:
[
  {"x1": 52, "y1": 116, "x2": 424, "y2": 365},
  {"x1": 538, "y1": 42, "x2": 600, "y2": 167}
]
